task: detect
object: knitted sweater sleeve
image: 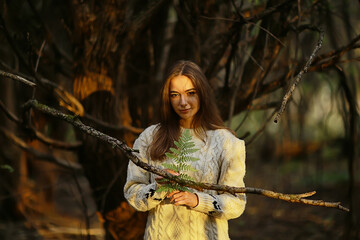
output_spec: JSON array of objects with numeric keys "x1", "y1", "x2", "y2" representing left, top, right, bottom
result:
[
  {"x1": 192, "y1": 131, "x2": 246, "y2": 220},
  {"x1": 123, "y1": 126, "x2": 167, "y2": 212}
]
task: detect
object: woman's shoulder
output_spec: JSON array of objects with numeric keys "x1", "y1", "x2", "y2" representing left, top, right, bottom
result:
[
  {"x1": 142, "y1": 124, "x2": 160, "y2": 133},
  {"x1": 209, "y1": 128, "x2": 244, "y2": 144},
  {"x1": 136, "y1": 124, "x2": 160, "y2": 142},
  {"x1": 209, "y1": 128, "x2": 234, "y2": 138}
]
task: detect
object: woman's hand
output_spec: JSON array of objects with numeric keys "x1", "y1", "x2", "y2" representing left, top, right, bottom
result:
[
  {"x1": 167, "y1": 191, "x2": 199, "y2": 208},
  {"x1": 155, "y1": 169, "x2": 179, "y2": 184},
  {"x1": 155, "y1": 169, "x2": 199, "y2": 207}
]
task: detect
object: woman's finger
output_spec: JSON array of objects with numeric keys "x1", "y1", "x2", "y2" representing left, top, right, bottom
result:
[
  {"x1": 167, "y1": 190, "x2": 180, "y2": 198},
  {"x1": 169, "y1": 192, "x2": 198, "y2": 207}
]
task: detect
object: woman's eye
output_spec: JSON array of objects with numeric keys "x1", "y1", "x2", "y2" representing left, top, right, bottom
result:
[
  {"x1": 170, "y1": 93, "x2": 179, "y2": 98},
  {"x1": 187, "y1": 91, "x2": 196, "y2": 96}
]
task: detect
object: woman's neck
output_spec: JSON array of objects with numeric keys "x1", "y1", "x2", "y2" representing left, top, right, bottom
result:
[{"x1": 179, "y1": 119, "x2": 193, "y2": 129}]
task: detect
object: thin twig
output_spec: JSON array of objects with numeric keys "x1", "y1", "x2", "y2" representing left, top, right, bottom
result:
[
  {"x1": 24, "y1": 100, "x2": 349, "y2": 212},
  {"x1": 312, "y1": 34, "x2": 360, "y2": 65},
  {"x1": 0, "y1": 69, "x2": 36, "y2": 87},
  {"x1": 0, "y1": 100, "x2": 22, "y2": 124},
  {"x1": 34, "y1": 130, "x2": 82, "y2": 150},
  {"x1": 274, "y1": 30, "x2": 324, "y2": 123},
  {"x1": 201, "y1": 15, "x2": 286, "y2": 47},
  {"x1": 35, "y1": 40, "x2": 46, "y2": 72}
]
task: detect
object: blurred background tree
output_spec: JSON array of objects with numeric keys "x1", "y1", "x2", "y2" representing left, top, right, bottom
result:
[{"x1": 0, "y1": 0, "x2": 359, "y2": 239}]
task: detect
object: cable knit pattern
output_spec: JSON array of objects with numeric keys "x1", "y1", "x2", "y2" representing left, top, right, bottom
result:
[{"x1": 124, "y1": 124, "x2": 246, "y2": 240}]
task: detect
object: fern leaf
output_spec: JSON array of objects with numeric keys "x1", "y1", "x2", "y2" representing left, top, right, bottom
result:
[
  {"x1": 165, "y1": 152, "x2": 177, "y2": 159},
  {"x1": 183, "y1": 156, "x2": 199, "y2": 162},
  {"x1": 170, "y1": 147, "x2": 180, "y2": 155},
  {"x1": 179, "y1": 173, "x2": 195, "y2": 181},
  {"x1": 184, "y1": 148, "x2": 200, "y2": 154},
  {"x1": 174, "y1": 140, "x2": 182, "y2": 148},
  {"x1": 162, "y1": 163, "x2": 180, "y2": 172},
  {"x1": 183, "y1": 142, "x2": 195, "y2": 148},
  {"x1": 158, "y1": 129, "x2": 200, "y2": 193}
]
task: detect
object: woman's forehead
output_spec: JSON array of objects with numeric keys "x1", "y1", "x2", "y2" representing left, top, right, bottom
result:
[{"x1": 170, "y1": 75, "x2": 195, "y2": 91}]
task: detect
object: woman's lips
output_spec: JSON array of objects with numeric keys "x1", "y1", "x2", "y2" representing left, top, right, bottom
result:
[{"x1": 179, "y1": 109, "x2": 190, "y2": 113}]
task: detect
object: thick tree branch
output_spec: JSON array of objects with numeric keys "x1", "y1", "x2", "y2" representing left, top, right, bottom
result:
[
  {"x1": 23, "y1": 99, "x2": 349, "y2": 212},
  {"x1": 0, "y1": 99, "x2": 82, "y2": 150}
]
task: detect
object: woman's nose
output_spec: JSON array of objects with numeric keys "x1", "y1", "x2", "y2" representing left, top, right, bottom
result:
[{"x1": 180, "y1": 95, "x2": 187, "y2": 106}]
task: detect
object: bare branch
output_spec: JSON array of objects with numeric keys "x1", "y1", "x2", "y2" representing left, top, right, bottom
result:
[
  {"x1": 23, "y1": 100, "x2": 349, "y2": 212},
  {"x1": 0, "y1": 127, "x2": 82, "y2": 171},
  {"x1": 0, "y1": 100, "x2": 22, "y2": 124},
  {"x1": 274, "y1": 30, "x2": 324, "y2": 123},
  {"x1": 200, "y1": 16, "x2": 286, "y2": 47},
  {"x1": 35, "y1": 40, "x2": 46, "y2": 72},
  {"x1": 84, "y1": 113, "x2": 144, "y2": 134},
  {"x1": 0, "y1": 69, "x2": 36, "y2": 87},
  {"x1": 312, "y1": 34, "x2": 360, "y2": 65},
  {"x1": 248, "y1": 0, "x2": 296, "y2": 23},
  {"x1": 33, "y1": 130, "x2": 82, "y2": 150}
]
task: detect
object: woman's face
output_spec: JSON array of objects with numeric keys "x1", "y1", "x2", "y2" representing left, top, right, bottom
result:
[{"x1": 169, "y1": 75, "x2": 200, "y2": 128}]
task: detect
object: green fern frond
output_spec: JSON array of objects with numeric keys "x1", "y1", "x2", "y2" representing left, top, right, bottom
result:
[
  {"x1": 177, "y1": 163, "x2": 198, "y2": 172},
  {"x1": 164, "y1": 152, "x2": 177, "y2": 159},
  {"x1": 161, "y1": 163, "x2": 181, "y2": 172},
  {"x1": 183, "y1": 156, "x2": 199, "y2": 162},
  {"x1": 157, "y1": 183, "x2": 193, "y2": 193},
  {"x1": 183, "y1": 148, "x2": 199, "y2": 154},
  {"x1": 156, "y1": 129, "x2": 200, "y2": 193},
  {"x1": 169, "y1": 147, "x2": 180, "y2": 155},
  {"x1": 178, "y1": 173, "x2": 195, "y2": 181}
]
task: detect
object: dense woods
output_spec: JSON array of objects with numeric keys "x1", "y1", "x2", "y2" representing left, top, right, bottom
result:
[{"x1": 0, "y1": 0, "x2": 359, "y2": 239}]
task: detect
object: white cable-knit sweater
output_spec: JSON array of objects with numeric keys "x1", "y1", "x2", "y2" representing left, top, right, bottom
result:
[{"x1": 124, "y1": 125, "x2": 246, "y2": 240}]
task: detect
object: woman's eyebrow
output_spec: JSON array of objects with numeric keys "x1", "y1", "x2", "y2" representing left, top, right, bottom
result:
[
  {"x1": 185, "y1": 88, "x2": 196, "y2": 92},
  {"x1": 170, "y1": 88, "x2": 196, "y2": 93}
]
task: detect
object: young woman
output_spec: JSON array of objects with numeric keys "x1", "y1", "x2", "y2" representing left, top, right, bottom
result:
[{"x1": 124, "y1": 60, "x2": 246, "y2": 239}]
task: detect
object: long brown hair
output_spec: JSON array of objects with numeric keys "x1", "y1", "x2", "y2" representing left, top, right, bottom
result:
[{"x1": 150, "y1": 60, "x2": 227, "y2": 161}]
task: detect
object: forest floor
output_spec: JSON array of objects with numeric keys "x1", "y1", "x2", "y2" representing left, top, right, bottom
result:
[
  {"x1": 229, "y1": 184, "x2": 354, "y2": 240},
  {"x1": 229, "y1": 158, "x2": 359, "y2": 240},
  {"x1": 0, "y1": 158, "x2": 358, "y2": 240}
]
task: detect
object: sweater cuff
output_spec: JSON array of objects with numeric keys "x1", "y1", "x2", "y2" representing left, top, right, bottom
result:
[
  {"x1": 145, "y1": 182, "x2": 167, "y2": 201},
  {"x1": 192, "y1": 191, "x2": 215, "y2": 213}
]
